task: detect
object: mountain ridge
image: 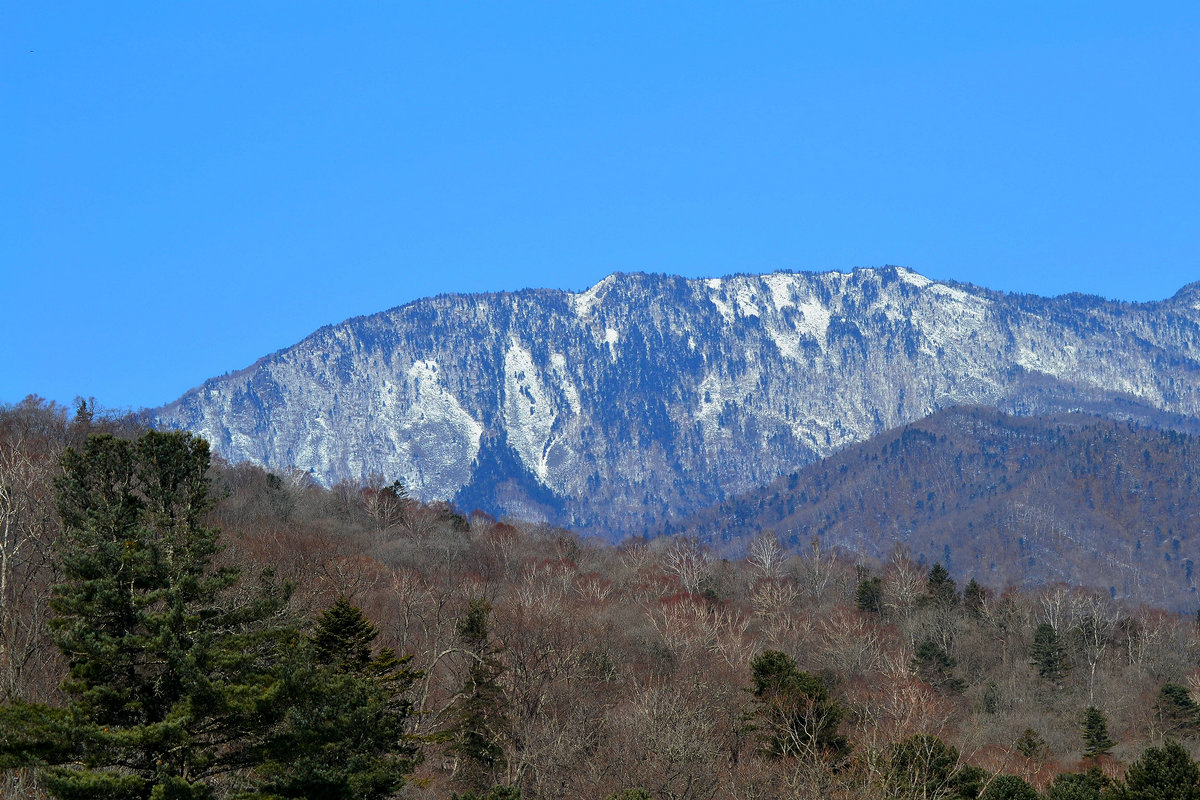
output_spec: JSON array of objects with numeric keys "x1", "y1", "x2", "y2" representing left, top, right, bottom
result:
[
  {"x1": 155, "y1": 266, "x2": 1200, "y2": 536},
  {"x1": 675, "y1": 406, "x2": 1200, "y2": 611}
]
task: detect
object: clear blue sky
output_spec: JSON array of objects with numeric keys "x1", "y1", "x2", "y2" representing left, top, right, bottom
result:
[{"x1": 4, "y1": 3, "x2": 1198, "y2": 411}]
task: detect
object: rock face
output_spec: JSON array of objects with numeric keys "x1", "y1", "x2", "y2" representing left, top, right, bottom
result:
[{"x1": 155, "y1": 267, "x2": 1200, "y2": 537}]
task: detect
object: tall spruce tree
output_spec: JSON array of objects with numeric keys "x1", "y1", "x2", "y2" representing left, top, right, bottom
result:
[
  {"x1": 0, "y1": 431, "x2": 420, "y2": 799},
  {"x1": 924, "y1": 563, "x2": 959, "y2": 606},
  {"x1": 963, "y1": 578, "x2": 988, "y2": 615},
  {"x1": 1031, "y1": 623, "x2": 1068, "y2": 685},
  {"x1": 1080, "y1": 706, "x2": 1116, "y2": 759},
  {"x1": 854, "y1": 576, "x2": 883, "y2": 613},
  {"x1": 748, "y1": 649, "x2": 848, "y2": 761},
  {"x1": 1107, "y1": 740, "x2": 1200, "y2": 800},
  {"x1": 32, "y1": 431, "x2": 292, "y2": 799},
  {"x1": 249, "y1": 596, "x2": 420, "y2": 799},
  {"x1": 446, "y1": 599, "x2": 510, "y2": 793}
]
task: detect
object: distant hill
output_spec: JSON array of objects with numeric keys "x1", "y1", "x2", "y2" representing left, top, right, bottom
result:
[
  {"x1": 675, "y1": 407, "x2": 1200, "y2": 611},
  {"x1": 155, "y1": 267, "x2": 1200, "y2": 537}
]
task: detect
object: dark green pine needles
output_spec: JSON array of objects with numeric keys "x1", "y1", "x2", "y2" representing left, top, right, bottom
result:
[{"x1": 0, "y1": 431, "x2": 419, "y2": 800}]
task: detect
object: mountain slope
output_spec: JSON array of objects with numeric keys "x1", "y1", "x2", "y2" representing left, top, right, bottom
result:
[
  {"x1": 155, "y1": 267, "x2": 1200, "y2": 536},
  {"x1": 678, "y1": 407, "x2": 1200, "y2": 611}
]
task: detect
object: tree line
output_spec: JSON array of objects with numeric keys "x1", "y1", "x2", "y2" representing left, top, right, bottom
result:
[{"x1": 1, "y1": 396, "x2": 1200, "y2": 798}]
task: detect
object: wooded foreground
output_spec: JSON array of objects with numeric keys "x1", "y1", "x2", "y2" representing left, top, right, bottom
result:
[{"x1": 1, "y1": 396, "x2": 1200, "y2": 799}]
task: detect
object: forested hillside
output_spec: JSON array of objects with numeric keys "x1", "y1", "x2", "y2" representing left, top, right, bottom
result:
[
  {"x1": 4, "y1": 397, "x2": 1200, "y2": 799},
  {"x1": 678, "y1": 408, "x2": 1200, "y2": 613}
]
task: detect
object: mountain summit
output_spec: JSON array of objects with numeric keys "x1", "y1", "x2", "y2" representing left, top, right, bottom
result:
[{"x1": 155, "y1": 267, "x2": 1200, "y2": 535}]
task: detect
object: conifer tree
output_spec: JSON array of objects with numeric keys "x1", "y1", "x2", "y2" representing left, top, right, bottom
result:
[
  {"x1": 1080, "y1": 706, "x2": 1116, "y2": 759},
  {"x1": 886, "y1": 733, "x2": 959, "y2": 799},
  {"x1": 924, "y1": 563, "x2": 958, "y2": 606},
  {"x1": 1014, "y1": 728, "x2": 1046, "y2": 759},
  {"x1": 21, "y1": 431, "x2": 293, "y2": 799},
  {"x1": 250, "y1": 596, "x2": 420, "y2": 799},
  {"x1": 1155, "y1": 683, "x2": 1200, "y2": 739},
  {"x1": 1031, "y1": 623, "x2": 1068, "y2": 685},
  {"x1": 980, "y1": 774, "x2": 1039, "y2": 800},
  {"x1": 0, "y1": 431, "x2": 421, "y2": 799},
  {"x1": 912, "y1": 639, "x2": 965, "y2": 692},
  {"x1": 963, "y1": 578, "x2": 987, "y2": 614},
  {"x1": 1044, "y1": 766, "x2": 1108, "y2": 800},
  {"x1": 854, "y1": 576, "x2": 883, "y2": 613},
  {"x1": 1107, "y1": 740, "x2": 1200, "y2": 800},
  {"x1": 749, "y1": 649, "x2": 848, "y2": 761},
  {"x1": 446, "y1": 598, "x2": 510, "y2": 793},
  {"x1": 312, "y1": 595, "x2": 379, "y2": 670}
]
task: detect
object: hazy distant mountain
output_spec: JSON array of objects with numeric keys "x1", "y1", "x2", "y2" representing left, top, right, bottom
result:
[
  {"x1": 677, "y1": 407, "x2": 1200, "y2": 611},
  {"x1": 155, "y1": 267, "x2": 1200, "y2": 536}
]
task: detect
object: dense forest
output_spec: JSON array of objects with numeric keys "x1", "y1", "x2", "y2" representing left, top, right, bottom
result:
[
  {"x1": 2, "y1": 396, "x2": 1200, "y2": 799},
  {"x1": 680, "y1": 407, "x2": 1200, "y2": 612}
]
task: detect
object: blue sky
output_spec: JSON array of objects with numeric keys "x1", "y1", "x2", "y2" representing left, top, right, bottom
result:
[{"x1": 4, "y1": 3, "x2": 1198, "y2": 411}]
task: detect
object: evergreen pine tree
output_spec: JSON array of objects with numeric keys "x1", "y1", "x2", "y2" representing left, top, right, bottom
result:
[
  {"x1": 31, "y1": 432, "x2": 291, "y2": 799},
  {"x1": 1015, "y1": 728, "x2": 1046, "y2": 759},
  {"x1": 854, "y1": 576, "x2": 883, "y2": 613},
  {"x1": 1080, "y1": 706, "x2": 1116, "y2": 759},
  {"x1": 963, "y1": 578, "x2": 987, "y2": 614},
  {"x1": 886, "y1": 734, "x2": 959, "y2": 799},
  {"x1": 0, "y1": 431, "x2": 421, "y2": 799},
  {"x1": 312, "y1": 595, "x2": 379, "y2": 670},
  {"x1": 924, "y1": 563, "x2": 959, "y2": 606},
  {"x1": 447, "y1": 599, "x2": 510, "y2": 793},
  {"x1": 980, "y1": 774, "x2": 1039, "y2": 800},
  {"x1": 1107, "y1": 740, "x2": 1200, "y2": 800},
  {"x1": 1155, "y1": 683, "x2": 1200, "y2": 739},
  {"x1": 749, "y1": 649, "x2": 848, "y2": 761},
  {"x1": 1044, "y1": 766, "x2": 1108, "y2": 800},
  {"x1": 250, "y1": 596, "x2": 420, "y2": 799},
  {"x1": 1031, "y1": 623, "x2": 1068, "y2": 685},
  {"x1": 911, "y1": 639, "x2": 965, "y2": 692}
]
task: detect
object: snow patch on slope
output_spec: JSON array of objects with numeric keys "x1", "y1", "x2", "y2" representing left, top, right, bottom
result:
[
  {"x1": 734, "y1": 285, "x2": 762, "y2": 317},
  {"x1": 395, "y1": 360, "x2": 484, "y2": 497},
  {"x1": 709, "y1": 292, "x2": 735, "y2": 323},
  {"x1": 764, "y1": 273, "x2": 798, "y2": 310},
  {"x1": 898, "y1": 268, "x2": 933, "y2": 289},
  {"x1": 796, "y1": 296, "x2": 831, "y2": 340},
  {"x1": 503, "y1": 340, "x2": 557, "y2": 482},
  {"x1": 549, "y1": 352, "x2": 581, "y2": 415},
  {"x1": 916, "y1": 285, "x2": 994, "y2": 353},
  {"x1": 573, "y1": 275, "x2": 616, "y2": 317}
]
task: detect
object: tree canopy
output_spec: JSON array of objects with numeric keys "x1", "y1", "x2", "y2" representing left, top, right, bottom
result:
[{"x1": 0, "y1": 431, "x2": 419, "y2": 799}]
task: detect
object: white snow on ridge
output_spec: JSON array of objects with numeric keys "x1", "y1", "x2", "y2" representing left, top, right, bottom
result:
[
  {"x1": 917, "y1": 285, "x2": 993, "y2": 352},
  {"x1": 929, "y1": 283, "x2": 982, "y2": 306},
  {"x1": 604, "y1": 328, "x2": 619, "y2": 345},
  {"x1": 709, "y1": 294, "x2": 735, "y2": 323},
  {"x1": 572, "y1": 275, "x2": 616, "y2": 317},
  {"x1": 897, "y1": 267, "x2": 933, "y2": 288},
  {"x1": 796, "y1": 297, "x2": 831, "y2": 340},
  {"x1": 734, "y1": 285, "x2": 762, "y2": 317},
  {"x1": 763, "y1": 273, "x2": 798, "y2": 310}
]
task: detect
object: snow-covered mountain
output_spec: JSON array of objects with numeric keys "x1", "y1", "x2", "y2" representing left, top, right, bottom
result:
[{"x1": 155, "y1": 267, "x2": 1200, "y2": 536}]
